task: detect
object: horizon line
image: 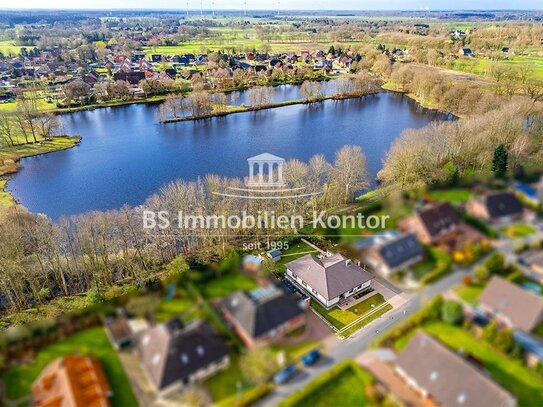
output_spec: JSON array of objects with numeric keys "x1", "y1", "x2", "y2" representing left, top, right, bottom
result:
[{"x1": 1, "y1": 8, "x2": 542, "y2": 12}]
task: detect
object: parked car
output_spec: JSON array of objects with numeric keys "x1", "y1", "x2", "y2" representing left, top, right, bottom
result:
[
  {"x1": 274, "y1": 364, "x2": 298, "y2": 384},
  {"x1": 302, "y1": 349, "x2": 321, "y2": 366}
]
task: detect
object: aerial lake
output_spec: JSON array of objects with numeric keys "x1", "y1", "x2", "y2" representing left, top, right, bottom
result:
[{"x1": 8, "y1": 89, "x2": 451, "y2": 219}]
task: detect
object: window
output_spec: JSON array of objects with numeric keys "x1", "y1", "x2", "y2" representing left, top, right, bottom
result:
[
  {"x1": 152, "y1": 353, "x2": 160, "y2": 365},
  {"x1": 181, "y1": 353, "x2": 189, "y2": 364},
  {"x1": 302, "y1": 281, "x2": 307, "y2": 287},
  {"x1": 312, "y1": 289, "x2": 317, "y2": 295},
  {"x1": 197, "y1": 346, "x2": 205, "y2": 356}
]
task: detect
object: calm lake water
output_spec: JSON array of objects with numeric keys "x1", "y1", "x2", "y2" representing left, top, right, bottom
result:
[{"x1": 8, "y1": 90, "x2": 450, "y2": 219}]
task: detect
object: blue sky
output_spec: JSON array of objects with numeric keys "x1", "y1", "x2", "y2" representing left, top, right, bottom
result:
[{"x1": 2, "y1": 1, "x2": 541, "y2": 10}]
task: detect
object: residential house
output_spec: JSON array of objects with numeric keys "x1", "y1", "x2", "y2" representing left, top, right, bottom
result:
[
  {"x1": 466, "y1": 192, "x2": 524, "y2": 224},
  {"x1": 479, "y1": 275, "x2": 543, "y2": 331},
  {"x1": 286, "y1": 252, "x2": 374, "y2": 308},
  {"x1": 222, "y1": 285, "x2": 305, "y2": 348},
  {"x1": 360, "y1": 233, "x2": 425, "y2": 278},
  {"x1": 396, "y1": 332, "x2": 516, "y2": 407},
  {"x1": 32, "y1": 355, "x2": 112, "y2": 407},
  {"x1": 136, "y1": 318, "x2": 230, "y2": 397},
  {"x1": 400, "y1": 202, "x2": 485, "y2": 252},
  {"x1": 113, "y1": 71, "x2": 146, "y2": 85}
]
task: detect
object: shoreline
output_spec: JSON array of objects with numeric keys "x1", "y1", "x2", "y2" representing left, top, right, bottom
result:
[
  {"x1": 0, "y1": 136, "x2": 82, "y2": 213},
  {"x1": 1, "y1": 87, "x2": 455, "y2": 215},
  {"x1": 161, "y1": 90, "x2": 381, "y2": 123}
]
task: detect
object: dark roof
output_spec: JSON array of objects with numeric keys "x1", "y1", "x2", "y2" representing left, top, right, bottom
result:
[
  {"x1": 136, "y1": 319, "x2": 229, "y2": 390},
  {"x1": 484, "y1": 192, "x2": 523, "y2": 219},
  {"x1": 285, "y1": 253, "x2": 374, "y2": 300},
  {"x1": 222, "y1": 286, "x2": 304, "y2": 339},
  {"x1": 418, "y1": 202, "x2": 461, "y2": 237},
  {"x1": 378, "y1": 233, "x2": 424, "y2": 268},
  {"x1": 397, "y1": 332, "x2": 515, "y2": 407}
]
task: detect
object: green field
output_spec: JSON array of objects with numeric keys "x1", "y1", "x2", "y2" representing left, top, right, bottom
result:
[
  {"x1": 2, "y1": 327, "x2": 137, "y2": 406},
  {"x1": 0, "y1": 40, "x2": 34, "y2": 56}
]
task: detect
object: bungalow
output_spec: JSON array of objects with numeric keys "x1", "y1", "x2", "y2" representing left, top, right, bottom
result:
[
  {"x1": 32, "y1": 355, "x2": 112, "y2": 407},
  {"x1": 360, "y1": 233, "x2": 425, "y2": 278},
  {"x1": 479, "y1": 275, "x2": 543, "y2": 332},
  {"x1": 222, "y1": 285, "x2": 305, "y2": 348},
  {"x1": 466, "y1": 192, "x2": 524, "y2": 224},
  {"x1": 400, "y1": 202, "x2": 484, "y2": 252},
  {"x1": 396, "y1": 332, "x2": 516, "y2": 407},
  {"x1": 286, "y1": 252, "x2": 374, "y2": 308},
  {"x1": 136, "y1": 318, "x2": 229, "y2": 397}
]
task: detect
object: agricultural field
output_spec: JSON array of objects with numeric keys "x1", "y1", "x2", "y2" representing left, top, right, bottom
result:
[{"x1": 0, "y1": 40, "x2": 34, "y2": 55}]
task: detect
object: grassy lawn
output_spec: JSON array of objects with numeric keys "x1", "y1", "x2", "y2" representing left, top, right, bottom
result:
[
  {"x1": 1, "y1": 327, "x2": 137, "y2": 406},
  {"x1": 155, "y1": 290, "x2": 206, "y2": 323},
  {"x1": 501, "y1": 224, "x2": 537, "y2": 238},
  {"x1": 411, "y1": 247, "x2": 452, "y2": 282},
  {"x1": 279, "y1": 360, "x2": 374, "y2": 407},
  {"x1": 275, "y1": 240, "x2": 319, "y2": 272},
  {"x1": 406, "y1": 322, "x2": 543, "y2": 407},
  {"x1": 311, "y1": 293, "x2": 390, "y2": 335},
  {"x1": 1, "y1": 136, "x2": 81, "y2": 157},
  {"x1": 271, "y1": 340, "x2": 320, "y2": 363},
  {"x1": 427, "y1": 188, "x2": 472, "y2": 203},
  {"x1": 205, "y1": 353, "x2": 255, "y2": 404},
  {"x1": 199, "y1": 272, "x2": 258, "y2": 299},
  {"x1": 455, "y1": 283, "x2": 484, "y2": 305},
  {"x1": 0, "y1": 179, "x2": 15, "y2": 208}
]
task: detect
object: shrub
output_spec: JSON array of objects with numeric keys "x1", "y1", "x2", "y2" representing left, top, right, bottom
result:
[{"x1": 441, "y1": 300, "x2": 463, "y2": 325}]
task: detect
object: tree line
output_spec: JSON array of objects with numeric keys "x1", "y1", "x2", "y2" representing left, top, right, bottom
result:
[{"x1": 0, "y1": 145, "x2": 369, "y2": 317}]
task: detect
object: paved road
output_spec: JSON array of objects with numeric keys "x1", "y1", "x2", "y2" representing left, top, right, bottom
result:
[{"x1": 257, "y1": 269, "x2": 468, "y2": 406}]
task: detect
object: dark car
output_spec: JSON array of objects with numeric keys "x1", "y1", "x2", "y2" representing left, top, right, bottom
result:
[
  {"x1": 302, "y1": 349, "x2": 321, "y2": 366},
  {"x1": 274, "y1": 364, "x2": 298, "y2": 384}
]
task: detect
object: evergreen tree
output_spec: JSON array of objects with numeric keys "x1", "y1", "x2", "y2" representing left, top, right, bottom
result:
[{"x1": 492, "y1": 144, "x2": 508, "y2": 179}]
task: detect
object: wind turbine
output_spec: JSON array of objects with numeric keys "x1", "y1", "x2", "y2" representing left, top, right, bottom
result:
[
  {"x1": 277, "y1": 1, "x2": 280, "y2": 17},
  {"x1": 186, "y1": 1, "x2": 189, "y2": 17},
  {"x1": 200, "y1": 0, "x2": 203, "y2": 16},
  {"x1": 212, "y1": 0, "x2": 215, "y2": 16},
  {"x1": 244, "y1": 0, "x2": 247, "y2": 17}
]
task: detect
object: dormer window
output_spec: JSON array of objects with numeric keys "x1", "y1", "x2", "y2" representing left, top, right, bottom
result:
[
  {"x1": 457, "y1": 393, "x2": 466, "y2": 404},
  {"x1": 197, "y1": 346, "x2": 205, "y2": 356},
  {"x1": 429, "y1": 371, "x2": 439, "y2": 381},
  {"x1": 152, "y1": 353, "x2": 160, "y2": 365},
  {"x1": 181, "y1": 353, "x2": 189, "y2": 364}
]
